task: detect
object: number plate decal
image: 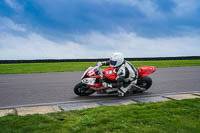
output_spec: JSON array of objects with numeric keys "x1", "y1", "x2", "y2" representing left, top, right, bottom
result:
[{"x1": 82, "y1": 78, "x2": 95, "y2": 85}]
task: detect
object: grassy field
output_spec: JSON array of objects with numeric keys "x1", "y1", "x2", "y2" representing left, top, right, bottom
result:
[
  {"x1": 0, "y1": 98, "x2": 200, "y2": 133},
  {"x1": 0, "y1": 60, "x2": 200, "y2": 74}
]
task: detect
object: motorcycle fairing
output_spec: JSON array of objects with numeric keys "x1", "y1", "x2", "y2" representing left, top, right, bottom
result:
[
  {"x1": 103, "y1": 67, "x2": 117, "y2": 81},
  {"x1": 81, "y1": 66, "x2": 100, "y2": 79},
  {"x1": 138, "y1": 66, "x2": 156, "y2": 78},
  {"x1": 81, "y1": 67, "x2": 93, "y2": 79}
]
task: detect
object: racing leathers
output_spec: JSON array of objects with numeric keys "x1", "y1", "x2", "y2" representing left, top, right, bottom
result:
[{"x1": 98, "y1": 60, "x2": 138, "y2": 96}]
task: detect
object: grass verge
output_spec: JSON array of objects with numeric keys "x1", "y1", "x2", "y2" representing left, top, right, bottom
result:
[
  {"x1": 0, "y1": 98, "x2": 200, "y2": 133},
  {"x1": 0, "y1": 60, "x2": 200, "y2": 74}
]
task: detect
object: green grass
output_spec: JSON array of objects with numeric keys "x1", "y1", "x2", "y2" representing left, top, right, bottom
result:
[
  {"x1": 0, "y1": 98, "x2": 200, "y2": 133},
  {"x1": 0, "y1": 60, "x2": 200, "y2": 74}
]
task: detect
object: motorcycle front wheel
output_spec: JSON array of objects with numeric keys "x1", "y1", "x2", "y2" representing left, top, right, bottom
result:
[{"x1": 74, "y1": 82, "x2": 95, "y2": 96}]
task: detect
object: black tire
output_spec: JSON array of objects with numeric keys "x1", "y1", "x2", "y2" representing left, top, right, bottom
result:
[
  {"x1": 74, "y1": 82, "x2": 95, "y2": 96},
  {"x1": 137, "y1": 76, "x2": 152, "y2": 91}
]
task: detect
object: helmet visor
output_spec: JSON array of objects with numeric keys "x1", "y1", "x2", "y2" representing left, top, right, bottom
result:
[{"x1": 110, "y1": 60, "x2": 117, "y2": 66}]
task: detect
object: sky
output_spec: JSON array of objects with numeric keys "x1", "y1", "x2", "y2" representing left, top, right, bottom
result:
[{"x1": 0, "y1": 0, "x2": 200, "y2": 59}]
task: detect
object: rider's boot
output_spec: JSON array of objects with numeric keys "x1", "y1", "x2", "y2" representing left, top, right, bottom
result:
[
  {"x1": 118, "y1": 90, "x2": 125, "y2": 96},
  {"x1": 118, "y1": 87, "x2": 128, "y2": 97}
]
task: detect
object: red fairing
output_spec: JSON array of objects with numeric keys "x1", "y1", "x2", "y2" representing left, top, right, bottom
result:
[
  {"x1": 103, "y1": 67, "x2": 117, "y2": 81},
  {"x1": 87, "y1": 83, "x2": 102, "y2": 88},
  {"x1": 138, "y1": 66, "x2": 156, "y2": 78},
  {"x1": 91, "y1": 75, "x2": 102, "y2": 79},
  {"x1": 86, "y1": 73, "x2": 102, "y2": 88}
]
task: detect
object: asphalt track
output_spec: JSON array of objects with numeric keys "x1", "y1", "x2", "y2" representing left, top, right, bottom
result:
[{"x1": 0, "y1": 66, "x2": 200, "y2": 109}]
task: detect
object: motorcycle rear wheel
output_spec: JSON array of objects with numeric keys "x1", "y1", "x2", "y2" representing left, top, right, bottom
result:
[
  {"x1": 74, "y1": 82, "x2": 95, "y2": 96},
  {"x1": 136, "y1": 76, "x2": 152, "y2": 92}
]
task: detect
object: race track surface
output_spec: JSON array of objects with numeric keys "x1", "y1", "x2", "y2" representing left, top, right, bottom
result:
[{"x1": 0, "y1": 67, "x2": 200, "y2": 108}]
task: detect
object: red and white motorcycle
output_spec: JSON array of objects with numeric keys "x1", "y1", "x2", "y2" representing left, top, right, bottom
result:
[{"x1": 74, "y1": 65, "x2": 156, "y2": 96}]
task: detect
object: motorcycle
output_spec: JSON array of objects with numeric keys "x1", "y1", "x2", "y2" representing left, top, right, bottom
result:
[{"x1": 74, "y1": 64, "x2": 156, "y2": 96}]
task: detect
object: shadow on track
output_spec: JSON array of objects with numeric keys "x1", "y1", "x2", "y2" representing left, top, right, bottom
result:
[{"x1": 72, "y1": 91, "x2": 152, "y2": 100}]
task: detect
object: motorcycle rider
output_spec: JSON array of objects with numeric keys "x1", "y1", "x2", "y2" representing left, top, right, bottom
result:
[{"x1": 97, "y1": 52, "x2": 138, "y2": 96}]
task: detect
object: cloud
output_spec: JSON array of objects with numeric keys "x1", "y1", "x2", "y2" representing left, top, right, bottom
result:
[
  {"x1": 4, "y1": 0, "x2": 23, "y2": 11},
  {"x1": 135, "y1": 0, "x2": 163, "y2": 19},
  {"x1": 102, "y1": 0, "x2": 164, "y2": 19},
  {"x1": 0, "y1": 17, "x2": 199, "y2": 60},
  {"x1": 0, "y1": 29, "x2": 199, "y2": 60},
  {"x1": 0, "y1": 17, "x2": 26, "y2": 32},
  {"x1": 172, "y1": 0, "x2": 200, "y2": 16},
  {"x1": 2, "y1": 0, "x2": 198, "y2": 39},
  {"x1": 76, "y1": 31, "x2": 200, "y2": 57}
]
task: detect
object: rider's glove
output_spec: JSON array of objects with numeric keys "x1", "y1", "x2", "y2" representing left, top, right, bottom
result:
[
  {"x1": 102, "y1": 82, "x2": 112, "y2": 88},
  {"x1": 97, "y1": 62, "x2": 103, "y2": 67}
]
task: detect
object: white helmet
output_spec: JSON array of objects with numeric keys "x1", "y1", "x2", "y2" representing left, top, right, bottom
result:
[{"x1": 110, "y1": 52, "x2": 124, "y2": 67}]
